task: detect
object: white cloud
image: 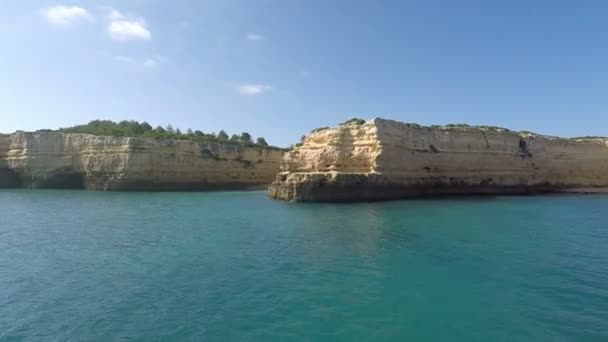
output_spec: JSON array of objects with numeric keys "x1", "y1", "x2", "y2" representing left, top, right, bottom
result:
[
  {"x1": 113, "y1": 56, "x2": 159, "y2": 68},
  {"x1": 106, "y1": 8, "x2": 150, "y2": 41},
  {"x1": 44, "y1": 5, "x2": 92, "y2": 27},
  {"x1": 109, "y1": 20, "x2": 151, "y2": 41},
  {"x1": 108, "y1": 8, "x2": 123, "y2": 21},
  {"x1": 247, "y1": 33, "x2": 265, "y2": 41},
  {"x1": 142, "y1": 59, "x2": 158, "y2": 68},
  {"x1": 238, "y1": 84, "x2": 272, "y2": 95}
]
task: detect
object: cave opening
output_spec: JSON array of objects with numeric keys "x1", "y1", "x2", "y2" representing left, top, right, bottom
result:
[
  {"x1": 0, "y1": 168, "x2": 24, "y2": 188},
  {"x1": 32, "y1": 170, "x2": 86, "y2": 189}
]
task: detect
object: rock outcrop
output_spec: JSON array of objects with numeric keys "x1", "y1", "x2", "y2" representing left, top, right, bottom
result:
[
  {"x1": 269, "y1": 118, "x2": 608, "y2": 201},
  {"x1": 0, "y1": 131, "x2": 284, "y2": 190}
]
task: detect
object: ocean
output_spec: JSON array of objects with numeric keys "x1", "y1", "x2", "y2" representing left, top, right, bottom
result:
[{"x1": 1, "y1": 190, "x2": 607, "y2": 341}]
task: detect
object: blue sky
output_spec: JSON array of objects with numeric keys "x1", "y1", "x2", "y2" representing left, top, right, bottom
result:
[{"x1": 1, "y1": 0, "x2": 608, "y2": 146}]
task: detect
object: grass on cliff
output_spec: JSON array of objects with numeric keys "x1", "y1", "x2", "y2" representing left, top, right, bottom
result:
[{"x1": 55, "y1": 120, "x2": 283, "y2": 149}]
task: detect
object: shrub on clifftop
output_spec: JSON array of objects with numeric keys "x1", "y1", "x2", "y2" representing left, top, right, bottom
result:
[{"x1": 340, "y1": 118, "x2": 366, "y2": 125}]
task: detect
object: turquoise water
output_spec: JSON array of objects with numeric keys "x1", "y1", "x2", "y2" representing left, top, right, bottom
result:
[{"x1": 1, "y1": 190, "x2": 607, "y2": 341}]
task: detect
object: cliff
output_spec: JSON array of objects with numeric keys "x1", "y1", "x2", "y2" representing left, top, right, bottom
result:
[
  {"x1": 0, "y1": 131, "x2": 284, "y2": 190},
  {"x1": 269, "y1": 118, "x2": 608, "y2": 201}
]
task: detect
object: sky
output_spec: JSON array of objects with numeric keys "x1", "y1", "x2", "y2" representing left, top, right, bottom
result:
[{"x1": 1, "y1": 0, "x2": 608, "y2": 146}]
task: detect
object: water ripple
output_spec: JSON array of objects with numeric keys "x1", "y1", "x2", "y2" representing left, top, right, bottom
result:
[{"x1": 0, "y1": 191, "x2": 607, "y2": 341}]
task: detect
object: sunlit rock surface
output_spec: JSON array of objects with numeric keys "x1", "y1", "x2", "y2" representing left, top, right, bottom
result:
[
  {"x1": 269, "y1": 118, "x2": 608, "y2": 201},
  {"x1": 0, "y1": 132, "x2": 283, "y2": 190}
]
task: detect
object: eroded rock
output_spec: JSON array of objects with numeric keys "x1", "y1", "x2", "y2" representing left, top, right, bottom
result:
[
  {"x1": 0, "y1": 131, "x2": 284, "y2": 190},
  {"x1": 269, "y1": 118, "x2": 608, "y2": 201}
]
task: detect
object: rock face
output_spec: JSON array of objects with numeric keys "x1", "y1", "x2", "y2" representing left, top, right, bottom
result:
[
  {"x1": 0, "y1": 131, "x2": 284, "y2": 190},
  {"x1": 269, "y1": 118, "x2": 608, "y2": 201}
]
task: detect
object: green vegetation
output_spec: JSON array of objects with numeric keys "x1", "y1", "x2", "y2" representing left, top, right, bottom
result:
[
  {"x1": 443, "y1": 123, "x2": 472, "y2": 128},
  {"x1": 57, "y1": 120, "x2": 282, "y2": 149},
  {"x1": 310, "y1": 127, "x2": 329, "y2": 133},
  {"x1": 256, "y1": 137, "x2": 269, "y2": 146},
  {"x1": 340, "y1": 118, "x2": 366, "y2": 125},
  {"x1": 571, "y1": 136, "x2": 608, "y2": 140},
  {"x1": 433, "y1": 123, "x2": 515, "y2": 133}
]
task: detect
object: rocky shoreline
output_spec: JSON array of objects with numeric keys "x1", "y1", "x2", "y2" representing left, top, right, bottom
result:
[
  {"x1": 3, "y1": 119, "x2": 608, "y2": 200},
  {"x1": 0, "y1": 131, "x2": 284, "y2": 190},
  {"x1": 268, "y1": 118, "x2": 608, "y2": 202}
]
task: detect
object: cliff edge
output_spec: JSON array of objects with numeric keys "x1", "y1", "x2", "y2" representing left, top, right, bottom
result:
[
  {"x1": 0, "y1": 131, "x2": 284, "y2": 190},
  {"x1": 268, "y1": 118, "x2": 608, "y2": 201}
]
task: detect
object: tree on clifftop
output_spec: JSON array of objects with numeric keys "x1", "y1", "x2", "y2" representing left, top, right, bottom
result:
[
  {"x1": 240, "y1": 132, "x2": 252, "y2": 145},
  {"x1": 256, "y1": 137, "x2": 268, "y2": 146},
  {"x1": 141, "y1": 122, "x2": 153, "y2": 132},
  {"x1": 217, "y1": 130, "x2": 229, "y2": 141},
  {"x1": 58, "y1": 120, "x2": 281, "y2": 149}
]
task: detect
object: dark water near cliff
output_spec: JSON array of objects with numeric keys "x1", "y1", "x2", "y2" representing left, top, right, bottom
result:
[{"x1": 1, "y1": 190, "x2": 607, "y2": 341}]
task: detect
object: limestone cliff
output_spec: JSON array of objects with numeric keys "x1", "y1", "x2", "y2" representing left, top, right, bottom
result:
[
  {"x1": 269, "y1": 118, "x2": 608, "y2": 201},
  {"x1": 0, "y1": 131, "x2": 284, "y2": 190}
]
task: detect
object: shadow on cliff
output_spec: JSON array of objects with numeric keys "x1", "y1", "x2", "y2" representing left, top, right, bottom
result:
[
  {"x1": 17, "y1": 168, "x2": 86, "y2": 189},
  {"x1": 0, "y1": 168, "x2": 23, "y2": 188}
]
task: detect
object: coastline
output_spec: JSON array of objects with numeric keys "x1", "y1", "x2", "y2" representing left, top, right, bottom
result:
[
  {"x1": 3, "y1": 118, "x2": 608, "y2": 200},
  {"x1": 0, "y1": 131, "x2": 284, "y2": 191},
  {"x1": 268, "y1": 118, "x2": 608, "y2": 202}
]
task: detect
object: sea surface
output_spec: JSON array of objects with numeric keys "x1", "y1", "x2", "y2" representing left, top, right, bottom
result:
[{"x1": 0, "y1": 190, "x2": 607, "y2": 341}]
